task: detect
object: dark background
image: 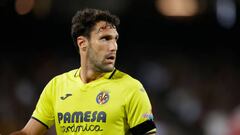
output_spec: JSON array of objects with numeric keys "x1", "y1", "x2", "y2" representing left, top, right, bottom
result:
[{"x1": 1, "y1": 0, "x2": 240, "y2": 135}]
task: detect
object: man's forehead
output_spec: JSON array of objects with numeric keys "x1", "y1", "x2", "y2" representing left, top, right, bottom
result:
[{"x1": 94, "y1": 21, "x2": 116, "y2": 33}]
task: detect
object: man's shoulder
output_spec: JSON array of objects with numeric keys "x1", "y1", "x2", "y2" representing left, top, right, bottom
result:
[
  {"x1": 115, "y1": 69, "x2": 146, "y2": 95},
  {"x1": 115, "y1": 69, "x2": 142, "y2": 87},
  {"x1": 52, "y1": 68, "x2": 79, "y2": 82},
  {"x1": 114, "y1": 69, "x2": 133, "y2": 80}
]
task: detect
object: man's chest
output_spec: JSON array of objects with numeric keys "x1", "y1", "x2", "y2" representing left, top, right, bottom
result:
[{"x1": 54, "y1": 83, "x2": 126, "y2": 124}]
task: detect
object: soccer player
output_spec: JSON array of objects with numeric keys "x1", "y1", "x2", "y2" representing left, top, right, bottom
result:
[{"x1": 10, "y1": 8, "x2": 156, "y2": 135}]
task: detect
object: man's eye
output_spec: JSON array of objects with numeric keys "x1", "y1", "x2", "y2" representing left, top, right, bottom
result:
[{"x1": 100, "y1": 36, "x2": 110, "y2": 41}]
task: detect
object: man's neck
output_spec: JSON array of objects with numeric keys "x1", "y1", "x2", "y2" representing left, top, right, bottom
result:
[{"x1": 80, "y1": 67, "x2": 104, "y2": 83}]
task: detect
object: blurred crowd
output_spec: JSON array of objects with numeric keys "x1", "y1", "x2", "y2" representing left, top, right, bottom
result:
[{"x1": 0, "y1": 47, "x2": 240, "y2": 135}]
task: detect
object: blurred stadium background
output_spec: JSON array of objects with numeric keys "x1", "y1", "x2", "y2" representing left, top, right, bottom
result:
[{"x1": 1, "y1": 0, "x2": 240, "y2": 135}]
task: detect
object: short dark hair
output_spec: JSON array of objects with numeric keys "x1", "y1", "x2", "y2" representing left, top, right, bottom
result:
[{"x1": 71, "y1": 8, "x2": 120, "y2": 53}]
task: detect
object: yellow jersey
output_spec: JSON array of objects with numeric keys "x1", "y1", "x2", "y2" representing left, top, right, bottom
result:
[{"x1": 32, "y1": 68, "x2": 156, "y2": 135}]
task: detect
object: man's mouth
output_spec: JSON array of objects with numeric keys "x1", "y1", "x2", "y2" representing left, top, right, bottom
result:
[
  {"x1": 106, "y1": 56, "x2": 115, "y2": 60},
  {"x1": 105, "y1": 55, "x2": 116, "y2": 63}
]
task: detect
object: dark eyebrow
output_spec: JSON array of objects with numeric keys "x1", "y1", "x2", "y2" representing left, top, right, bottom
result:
[
  {"x1": 100, "y1": 34, "x2": 119, "y2": 41},
  {"x1": 97, "y1": 24, "x2": 116, "y2": 33}
]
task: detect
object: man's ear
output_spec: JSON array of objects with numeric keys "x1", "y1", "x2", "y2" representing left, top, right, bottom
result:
[{"x1": 77, "y1": 36, "x2": 88, "y2": 51}]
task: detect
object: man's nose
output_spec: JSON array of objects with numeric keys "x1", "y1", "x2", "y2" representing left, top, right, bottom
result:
[{"x1": 109, "y1": 41, "x2": 118, "y2": 51}]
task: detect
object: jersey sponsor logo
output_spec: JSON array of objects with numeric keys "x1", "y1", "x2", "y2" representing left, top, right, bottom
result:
[
  {"x1": 60, "y1": 124, "x2": 103, "y2": 133},
  {"x1": 58, "y1": 111, "x2": 106, "y2": 133},
  {"x1": 96, "y1": 91, "x2": 109, "y2": 105},
  {"x1": 57, "y1": 111, "x2": 107, "y2": 124},
  {"x1": 60, "y1": 93, "x2": 72, "y2": 100}
]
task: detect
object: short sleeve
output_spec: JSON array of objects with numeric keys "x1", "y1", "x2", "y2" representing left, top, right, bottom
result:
[
  {"x1": 32, "y1": 79, "x2": 55, "y2": 128},
  {"x1": 125, "y1": 81, "x2": 156, "y2": 134}
]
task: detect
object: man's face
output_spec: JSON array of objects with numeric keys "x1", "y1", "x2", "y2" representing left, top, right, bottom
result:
[{"x1": 87, "y1": 21, "x2": 119, "y2": 72}]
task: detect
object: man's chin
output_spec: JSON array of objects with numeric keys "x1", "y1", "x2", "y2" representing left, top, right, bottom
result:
[{"x1": 101, "y1": 65, "x2": 115, "y2": 72}]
